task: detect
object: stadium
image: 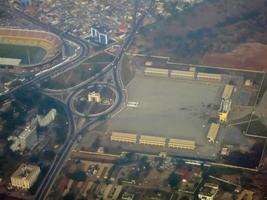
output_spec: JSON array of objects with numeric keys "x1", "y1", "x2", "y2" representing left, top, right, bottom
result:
[{"x1": 0, "y1": 28, "x2": 63, "y2": 71}]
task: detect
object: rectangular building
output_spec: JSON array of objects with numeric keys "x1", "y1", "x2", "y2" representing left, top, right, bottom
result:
[
  {"x1": 170, "y1": 70, "x2": 195, "y2": 79},
  {"x1": 168, "y1": 138, "x2": 195, "y2": 150},
  {"x1": 196, "y1": 72, "x2": 222, "y2": 82},
  {"x1": 139, "y1": 135, "x2": 166, "y2": 147},
  {"x1": 144, "y1": 67, "x2": 169, "y2": 77},
  {"x1": 207, "y1": 123, "x2": 220, "y2": 143},
  {"x1": 111, "y1": 132, "x2": 137, "y2": 143},
  {"x1": 11, "y1": 164, "x2": 40, "y2": 190},
  {"x1": 222, "y1": 84, "x2": 234, "y2": 99}
]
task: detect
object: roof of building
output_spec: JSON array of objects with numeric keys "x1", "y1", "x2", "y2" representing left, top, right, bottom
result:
[
  {"x1": 176, "y1": 166, "x2": 201, "y2": 180},
  {"x1": 207, "y1": 123, "x2": 220, "y2": 141},
  {"x1": 236, "y1": 190, "x2": 254, "y2": 200},
  {"x1": 199, "y1": 183, "x2": 219, "y2": 197},
  {"x1": 169, "y1": 138, "x2": 195, "y2": 145},
  {"x1": 145, "y1": 67, "x2": 169, "y2": 73},
  {"x1": 222, "y1": 84, "x2": 234, "y2": 99},
  {"x1": 11, "y1": 164, "x2": 40, "y2": 180},
  {"x1": 0, "y1": 58, "x2": 21, "y2": 66},
  {"x1": 91, "y1": 24, "x2": 109, "y2": 33},
  {"x1": 140, "y1": 135, "x2": 166, "y2": 142},
  {"x1": 112, "y1": 132, "x2": 137, "y2": 138}
]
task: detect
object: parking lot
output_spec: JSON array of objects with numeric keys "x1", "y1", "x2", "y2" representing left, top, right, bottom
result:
[{"x1": 109, "y1": 72, "x2": 224, "y2": 145}]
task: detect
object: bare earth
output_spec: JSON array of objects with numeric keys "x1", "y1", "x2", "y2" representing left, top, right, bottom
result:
[{"x1": 201, "y1": 43, "x2": 267, "y2": 71}]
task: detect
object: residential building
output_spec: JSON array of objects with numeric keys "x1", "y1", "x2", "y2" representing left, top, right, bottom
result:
[
  {"x1": 8, "y1": 118, "x2": 38, "y2": 152},
  {"x1": 11, "y1": 164, "x2": 40, "y2": 190},
  {"x1": 18, "y1": 118, "x2": 38, "y2": 151},
  {"x1": 198, "y1": 183, "x2": 219, "y2": 200}
]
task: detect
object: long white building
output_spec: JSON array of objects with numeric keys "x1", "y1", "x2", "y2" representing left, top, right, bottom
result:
[{"x1": 111, "y1": 132, "x2": 137, "y2": 143}]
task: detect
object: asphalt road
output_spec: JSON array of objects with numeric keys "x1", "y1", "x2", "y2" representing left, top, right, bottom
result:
[
  {"x1": 2, "y1": 5, "x2": 90, "y2": 97},
  {"x1": 2, "y1": 1, "x2": 155, "y2": 199}
]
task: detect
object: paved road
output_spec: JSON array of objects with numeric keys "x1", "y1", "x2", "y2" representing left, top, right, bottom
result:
[
  {"x1": 35, "y1": 1, "x2": 155, "y2": 199},
  {"x1": 1, "y1": 5, "x2": 90, "y2": 97},
  {"x1": 1, "y1": 1, "x2": 155, "y2": 199}
]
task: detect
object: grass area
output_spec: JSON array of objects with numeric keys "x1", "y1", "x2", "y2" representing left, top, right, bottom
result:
[
  {"x1": 0, "y1": 43, "x2": 46, "y2": 65},
  {"x1": 120, "y1": 55, "x2": 135, "y2": 86},
  {"x1": 85, "y1": 52, "x2": 114, "y2": 63}
]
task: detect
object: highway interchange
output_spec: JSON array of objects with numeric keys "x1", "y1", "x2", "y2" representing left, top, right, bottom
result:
[{"x1": 1, "y1": 1, "x2": 155, "y2": 199}]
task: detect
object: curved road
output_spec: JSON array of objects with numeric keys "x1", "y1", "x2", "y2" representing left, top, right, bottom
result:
[
  {"x1": 3, "y1": 6, "x2": 90, "y2": 96},
  {"x1": 2, "y1": 1, "x2": 155, "y2": 199}
]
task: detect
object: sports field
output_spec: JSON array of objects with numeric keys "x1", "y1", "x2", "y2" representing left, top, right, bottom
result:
[{"x1": 0, "y1": 43, "x2": 46, "y2": 65}]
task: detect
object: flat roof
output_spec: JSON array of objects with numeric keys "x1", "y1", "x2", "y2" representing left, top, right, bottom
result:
[
  {"x1": 12, "y1": 164, "x2": 40, "y2": 179},
  {"x1": 222, "y1": 84, "x2": 234, "y2": 99},
  {"x1": 207, "y1": 123, "x2": 220, "y2": 141},
  {"x1": 145, "y1": 67, "x2": 169, "y2": 73},
  {"x1": 140, "y1": 135, "x2": 166, "y2": 142},
  {"x1": 112, "y1": 132, "x2": 137, "y2": 138},
  {"x1": 0, "y1": 57, "x2": 21, "y2": 66},
  {"x1": 169, "y1": 138, "x2": 195, "y2": 145}
]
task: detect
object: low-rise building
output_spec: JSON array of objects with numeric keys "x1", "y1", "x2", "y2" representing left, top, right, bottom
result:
[
  {"x1": 196, "y1": 72, "x2": 222, "y2": 82},
  {"x1": 111, "y1": 132, "x2": 137, "y2": 143},
  {"x1": 121, "y1": 192, "x2": 135, "y2": 200},
  {"x1": 236, "y1": 189, "x2": 254, "y2": 200},
  {"x1": 88, "y1": 91, "x2": 101, "y2": 103},
  {"x1": 144, "y1": 67, "x2": 169, "y2": 77},
  {"x1": 170, "y1": 70, "x2": 195, "y2": 79},
  {"x1": 37, "y1": 108, "x2": 57, "y2": 127},
  {"x1": 11, "y1": 164, "x2": 40, "y2": 190},
  {"x1": 139, "y1": 135, "x2": 166, "y2": 147},
  {"x1": 198, "y1": 183, "x2": 219, "y2": 200},
  {"x1": 168, "y1": 138, "x2": 195, "y2": 150},
  {"x1": 9, "y1": 118, "x2": 38, "y2": 152},
  {"x1": 207, "y1": 123, "x2": 220, "y2": 143}
]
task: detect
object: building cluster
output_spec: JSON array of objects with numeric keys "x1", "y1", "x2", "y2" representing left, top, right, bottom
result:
[
  {"x1": 111, "y1": 132, "x2": 196, "y2": 150},
  {"x1": 8, "y1": 109, "x2": 57, "y2": 153},
  {"x1": 155, "y1": 0, "x2": 203, "y2": 17},
  {"x1": 10, "y1": 163, "x2": 40, "y2": 190},
  {"x1": 24, "y1": 0, "x2": 149, "y2": 39},
  {"x1": 198, "y1": 183, "x2": 219, "y2": 200},
  {"x1": 144, "y1": 64, "x2": 222, "y2": 82}
]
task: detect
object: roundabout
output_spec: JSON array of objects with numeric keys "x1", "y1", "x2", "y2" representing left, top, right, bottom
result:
[{"x1": 70, "y1": 82, "x2": 119, "y2": 118}]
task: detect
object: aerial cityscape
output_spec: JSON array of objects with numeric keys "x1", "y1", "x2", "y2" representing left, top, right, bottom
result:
[{"x1": 0, "y1": 0, "x2": 267, "y2": 200}]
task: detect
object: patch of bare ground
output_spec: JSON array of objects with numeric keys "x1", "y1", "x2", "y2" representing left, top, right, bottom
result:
[
  {"x1": 201, "y1": 43, "x2": 267, "y2": 71},
  {"x1": 133, "y1": 0, "x2": 267, "y2": 70}
]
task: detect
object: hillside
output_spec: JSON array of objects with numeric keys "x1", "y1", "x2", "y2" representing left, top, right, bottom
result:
[{"x1": 133, "y1": 0, "x2": 267, "y2": 71}]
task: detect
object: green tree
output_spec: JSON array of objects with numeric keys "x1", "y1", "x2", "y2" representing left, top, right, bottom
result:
[{"x1": 168, "y1": 172, "x2": 182, "y2": 189}]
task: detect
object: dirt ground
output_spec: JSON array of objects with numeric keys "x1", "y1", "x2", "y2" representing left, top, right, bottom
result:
[{"x1": 201, "y1": 43, "x2": 267, "y2": 71}]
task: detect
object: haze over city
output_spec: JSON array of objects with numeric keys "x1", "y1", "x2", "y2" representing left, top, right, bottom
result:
[{"x1": 0, "y1": 0, "x2": 267, "y2": 200}]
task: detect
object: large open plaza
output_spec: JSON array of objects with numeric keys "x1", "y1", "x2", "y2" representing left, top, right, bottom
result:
[{"x1": 109, "y1": 71, "x2": 224, "y2": 150}]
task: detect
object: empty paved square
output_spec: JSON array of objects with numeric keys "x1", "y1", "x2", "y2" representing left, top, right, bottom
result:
[{"x1": 109, "y1": 74, "x2": 223, "y2": 144}]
